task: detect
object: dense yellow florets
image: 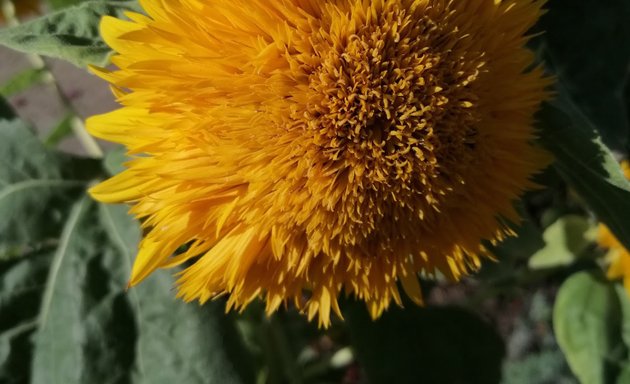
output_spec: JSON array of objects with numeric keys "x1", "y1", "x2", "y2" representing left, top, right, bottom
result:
[{"x1": 89, "y1": 0, "x2": 550, "y2": 326}]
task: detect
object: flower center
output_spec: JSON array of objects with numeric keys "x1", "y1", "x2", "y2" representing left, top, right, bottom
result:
[{"x1": 298, "y1": 5, "x2": 484, "y2": 215}]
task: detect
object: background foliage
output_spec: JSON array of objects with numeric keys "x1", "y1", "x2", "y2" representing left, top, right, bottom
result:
[{"x1": 1, "y1": 0, "x2": 629, "y2": 383}]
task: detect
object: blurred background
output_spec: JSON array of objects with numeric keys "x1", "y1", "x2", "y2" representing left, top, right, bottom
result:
[{"x1": 1, "y1": 0, "x2": 117, "y2": 155}]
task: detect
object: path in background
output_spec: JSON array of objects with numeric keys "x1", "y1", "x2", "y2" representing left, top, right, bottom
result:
[{"x1": 0, "y1": 45, "x2": 117, "y2": 155}]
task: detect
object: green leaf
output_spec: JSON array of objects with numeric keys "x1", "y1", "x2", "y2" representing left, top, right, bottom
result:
[
  {"x1": 0, "y1": 68, "x2": 48, "y2": 97},
  {"x1": 539, "y1": 0, "x2": 630, "y2": 151},
  {"x1": 528, "y1": 215, "x2": 590, "y2": 270},
  {"x1": 0, "y1": 114, "x2": 102, "y2": 248},
  {"x1": 616, "y1": 285, "x2": 630, "y2": 354},
  {"x1": 0, "y1": 106, "x2": 254, "y2": 381},
  {"x1": 0, "y1": 250, "x2": 53, "y2": 384},
  {"x1": 617, "y1": 366, "x2": 630, "y2": 384},
  {"x1": 48, "y1": 0, "x2": 84, "y2": 9},
  {"x1": 553, "y1": 272, "x2": 622, "y2": 384},
  {"x1": 0, "y1": 95, "x2": 16, "y2": 120},
  {"x1": 97, "y1": 203, "x2": 256, "y2": 384},
  {"x1": 48, "y1": 0, "x2": 103, "y2": 10},
  {"x1": 103, "y1": 145, "x2": 128, "y2": 176},
  {"x1": 25, "y1": 199, "x2": 254, "y2": 383},
  {"x1": 0, "y1": 117, "x2": 99, "y2": 258},
  {"x1": 31, "y1": 197, "x2": 136, "y2": 383},
  {"x1": 538, "y1": 103, "x2": 630, "y2": 254},
  {"x1": 616, "y1": 285, "x2": 630, "y2": 383},
  {"x1": 1, "y1": 195, "x2": 255, "y2": 383},
  {"x1": 346, "y1": 303, "x2": 505, "y2": 384},
  {"x1": 47, "y1": 0, "x2": 136, "y2": 10},
  {"x1": 0, "y1": 1, "x2": 141, "y2": 67}
]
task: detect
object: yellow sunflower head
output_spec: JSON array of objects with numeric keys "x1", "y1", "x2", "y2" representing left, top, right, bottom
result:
[
  {"x1": 89, "y1": 0, "x2": 550, "y2": 327},
  {"x1": 598, "y1": 161, "x2": 630, "y2": 292}
]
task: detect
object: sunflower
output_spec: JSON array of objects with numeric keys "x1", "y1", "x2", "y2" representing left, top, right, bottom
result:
[
  {"x1": 89, "y1": 0, "x2": 550, "y2": 327},
  {"x1": 0, "y1": 0, "x2": 40, "y2": 24},
  {"x1": 598, "y1": 161, "x2": 630, "y2": 293}
]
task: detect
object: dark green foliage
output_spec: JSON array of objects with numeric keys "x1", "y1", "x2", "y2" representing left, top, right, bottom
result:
[
  {"x1": 0, "y1": 114, "x2": 100, "y2": 259},
  {"x1": 538, "y1": 103, "x2": 630, "y2": 252},
  {"x1": 538, "y1": 0, "x2": 630, "y2": 152},
  {"x1": 346, "y1": 303, "x2": 505, "y2": 384}
]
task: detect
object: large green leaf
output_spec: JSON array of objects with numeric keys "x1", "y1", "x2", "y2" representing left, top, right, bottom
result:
[
  {"x1": 10, "y1": 196, "x2": 255, "y2": 383},
  {"x1": 615, "y1": 284, "x2": 630, "y2": 384},
  {"x1": 539, "y1": 0, "x2": 630, "y2": 151},
  {"x1": 31, "y1": 197, "x2": 136, "y2": 384},
  {"x1": 617, "y1": 367, "x2": 630, "y2": 384},
  {"x1": 0, "y1": 117, "x2": 99, "y2": 258},
  {"x1": 103, "y1": 145, "x2": 128, "y2": 176},
  {"x1": 0, "y1": 1, "x2": 140, "y2": 67},
  {"x1": 48, "y1": 0, "x2": 86, "y2": 9},
  {"x1": 98, "y1": 203, "x2": 256, "y2": 384},
  {"x1": 553, "y1": 272, "x2": 622, "y2": 384},
  {"x1": 0, "y1": 194, "x2": 255, "y2": 383},
  {"x1": 0, "y1": 250, "x2": 53, "y2": 384},
  {"x1": 616, "y1": 285, "x2": 630, "y2": 355},
  {"x1": 538, "y1": 103, "x2": 630, "y2": 253},
  {"x1": 346, "y1": 303, "x2": 505, "y2": 384},
  {"x1": 47, "y1": 0, "x2": 131, "y2": 10}
]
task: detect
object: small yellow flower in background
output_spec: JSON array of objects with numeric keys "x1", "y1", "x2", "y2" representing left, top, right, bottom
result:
[
  {"x1": 88, "y1": 0, "x2": 550, "y2": 327},
  {"x1": 0, "y1": 0, "x2": 40, "y2": 24},
  {"x1": 598, "y1": 161, "x2": 630, "y2": 292}
]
